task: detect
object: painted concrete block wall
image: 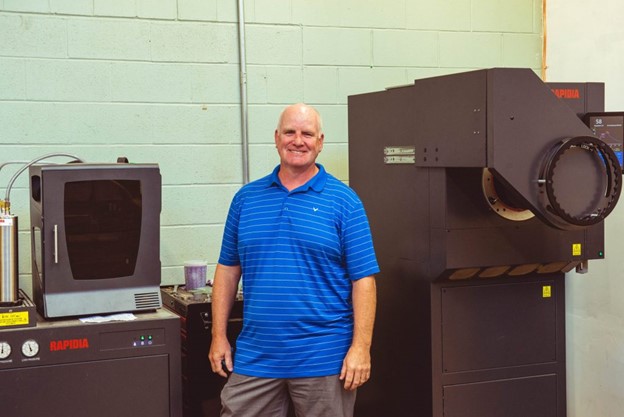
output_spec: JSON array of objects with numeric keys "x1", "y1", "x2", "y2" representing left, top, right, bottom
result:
[
  {"x1": 0, "y1": 0, "x2": 543, "y2": 291},
  {"x1": 546, "y1": 1, "x2": 624, "y2": 415}
]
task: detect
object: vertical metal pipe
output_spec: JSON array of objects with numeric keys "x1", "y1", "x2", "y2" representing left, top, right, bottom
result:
[
  {"x1": 237, "y1": 0, "x2": 250, "y2": 184},
  {"x1": 542, "y1": 0, "x2": 548, "y2": 80},
  {"x1": 0, "y1": 215, "x2": 19, "y2": 304}
]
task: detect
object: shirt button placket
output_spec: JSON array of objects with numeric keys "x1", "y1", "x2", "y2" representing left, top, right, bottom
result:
[{"x1": 281, "y1": 194, "x2": 290, "y2": 218}]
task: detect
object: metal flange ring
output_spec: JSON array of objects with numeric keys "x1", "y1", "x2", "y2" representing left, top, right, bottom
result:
[{"x1": 541, "y1": 136, "x2": 621, "y2": 227}]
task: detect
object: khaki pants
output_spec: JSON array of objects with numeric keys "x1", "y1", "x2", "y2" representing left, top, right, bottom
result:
[{"x1": 220, "y1": 373, "x2": 357, "y2": 417}]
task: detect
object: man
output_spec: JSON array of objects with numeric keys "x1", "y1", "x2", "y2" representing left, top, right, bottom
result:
[{"x1": 209, "y1": 103, "x2": 379, "y2": 417}]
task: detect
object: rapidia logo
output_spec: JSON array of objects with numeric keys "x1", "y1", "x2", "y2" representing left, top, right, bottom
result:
[
  {"x1": 551, "y1": 88, "x2": 580, "y2": 99},
  {"x1": 49, "y1": 338, "x2": 90, "y2": 351}
]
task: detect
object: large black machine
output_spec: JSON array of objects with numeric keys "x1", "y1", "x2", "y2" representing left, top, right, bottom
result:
[
  {"x1": 348, "y1": 68, "x2": 622, "y2": 417},
  {"x1": 0, "y1": 308, "x2": 182, "y2": 417}
]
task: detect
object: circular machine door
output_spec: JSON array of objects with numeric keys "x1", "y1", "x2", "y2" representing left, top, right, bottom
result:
[{"x1": 539, "y1": 136, "x2": 622, "y2": 230}]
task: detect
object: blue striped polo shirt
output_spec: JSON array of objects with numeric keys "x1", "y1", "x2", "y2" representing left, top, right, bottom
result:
[{"x1": 218, "y1": 164, "x2": 379, "y2": 378}]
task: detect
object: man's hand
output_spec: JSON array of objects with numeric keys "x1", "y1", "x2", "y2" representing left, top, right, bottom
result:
[
  {"x1": 209, "y1": 336, "x2": 233, "y2": 378},
  {"x1": 339, "y1": 345, "x2": 371, "y2": 390}
]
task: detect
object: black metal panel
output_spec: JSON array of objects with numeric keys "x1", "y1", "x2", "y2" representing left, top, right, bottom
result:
[
  {"x1": 441, "y1": 168, "x2": 592, "y2": 269},
  {"x1": 585, "y1": 83, "x2": 606, "y2": 113},
  {"x1": 443, "y1": 374, "x2": 559, "y2": 417},
  {"x1": 410, "y1": 70, "x2": 487, "y2": 168},
  {"x1": 547, "y1": 82, "x2": 605, "y2": 117},
  {"x1": 348, "y1": 87, "x2": 430, "y2": 264},
  {"x1": 440, "y1": 280, "x2": 557, "y2": 372},
  {"x1": 3, "y1": 356, "x2": 170, "y2": 417},
  {"x1": 355, "y1": 265, "x2": 434, "y2": 417},
  {"x1": 430, "y1": 275, "x2": 567, "y2": 417}
]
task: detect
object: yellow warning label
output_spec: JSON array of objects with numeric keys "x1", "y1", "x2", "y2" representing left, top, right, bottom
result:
[
  {"x1": 572, "y1": 243, "x2": 582, "y2": 256},
  {"x1": 0, "y1": 311, "x2": 29, "y2": 327},
  {"x1": 543, "y1": 285, "x2": 552, "y2": 298}
]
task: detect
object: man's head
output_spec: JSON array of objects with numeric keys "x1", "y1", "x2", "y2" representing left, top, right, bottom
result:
[{"x1": 274, "y1": 103, "x2": 324, "y2": 173}]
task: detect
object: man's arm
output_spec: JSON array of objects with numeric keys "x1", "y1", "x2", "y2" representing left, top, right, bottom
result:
[
  {"x1": 340, "y1": 275, "x2": 377, "y2": 390},
  {"x1": 208, "y1": 263, "x2": 242, "y2": 377}
]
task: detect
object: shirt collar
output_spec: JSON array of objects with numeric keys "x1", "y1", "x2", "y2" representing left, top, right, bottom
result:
[{"x1": 268, "y1": 164, "x2": 327, "y2": 193}]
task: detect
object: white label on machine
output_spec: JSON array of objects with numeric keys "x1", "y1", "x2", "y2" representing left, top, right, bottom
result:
[
  {"x1": 0, "y1": 218, "x2": 14, "y2": 226},
  {"x1": 384, "y1": 146, "x2": 416, "y2": 164}
]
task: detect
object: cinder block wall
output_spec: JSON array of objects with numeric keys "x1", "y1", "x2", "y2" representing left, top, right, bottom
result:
[{"x1": 0, "y1": 0, "x2": 543, "y2": 290}]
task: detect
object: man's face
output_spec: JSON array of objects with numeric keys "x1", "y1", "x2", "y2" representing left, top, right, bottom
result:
[{"x1": 274, "y1": 106, "x2": 324, "y2": 171}]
